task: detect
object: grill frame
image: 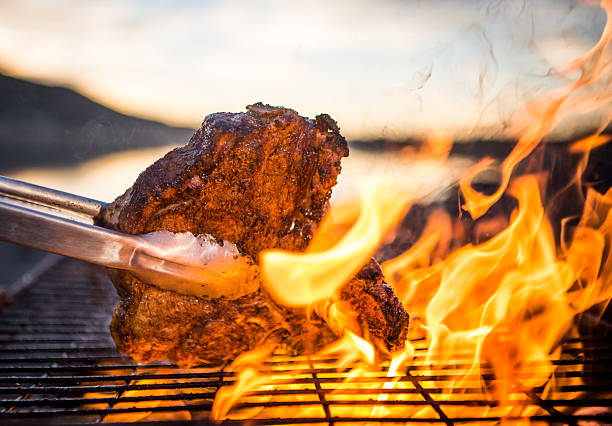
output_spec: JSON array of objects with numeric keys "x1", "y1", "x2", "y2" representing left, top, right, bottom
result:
[{"x1": 0, "y1": 258, "x2": 611, "y2": 425}]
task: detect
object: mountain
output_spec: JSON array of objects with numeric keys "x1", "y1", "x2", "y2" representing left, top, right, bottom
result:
[{"x1": 0, "y1": 73, "x2": 194, "y2": 172}]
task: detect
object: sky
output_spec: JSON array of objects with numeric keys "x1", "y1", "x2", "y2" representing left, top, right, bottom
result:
[{"x1": 0, "y1": 0, "x2": 607, "y2": 141}]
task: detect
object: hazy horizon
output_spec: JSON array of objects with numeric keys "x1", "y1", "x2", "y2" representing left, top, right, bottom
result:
[{"x1": 1, "y1": 0, "x2": 608, "y2": 142}]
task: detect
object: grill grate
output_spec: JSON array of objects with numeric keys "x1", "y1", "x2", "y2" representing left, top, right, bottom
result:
[{"x1": 0, "y1": 258, "x2": 611, "y2": 425}]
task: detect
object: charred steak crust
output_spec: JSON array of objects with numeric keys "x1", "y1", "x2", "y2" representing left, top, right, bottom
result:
[
  {"x1": 101, "y1": 103, "x2": 349, "y2": 258},
  {"x1": 100, "y1": 103, "x2": 408, "y2": 366},
  {"x1": 108, "y1": 269, "x2": 337, "y2": 366},
  {"x1": 340, "y1": 259, "x2": 409, "y2": 352}
]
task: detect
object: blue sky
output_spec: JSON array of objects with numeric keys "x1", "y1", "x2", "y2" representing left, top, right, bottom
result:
[{"x1": 0, "y1": 0, "x2": 606, "y2": 140}]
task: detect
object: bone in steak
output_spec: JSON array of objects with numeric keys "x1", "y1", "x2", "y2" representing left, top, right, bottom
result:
[{"x1": 99, "y1": 103, "x2": 409, "y2": 366}]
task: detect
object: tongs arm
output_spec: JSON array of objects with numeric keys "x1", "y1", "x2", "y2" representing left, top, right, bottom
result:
[
  {"x1": 0, "y1": 199, "x2": 138, "y2": 269},
  {"x1": 0, "y1": 175, "x2": 105, "y2": 219},
  {"x1": 0, "y1": 175, "x2": 223, "y2": 297}
]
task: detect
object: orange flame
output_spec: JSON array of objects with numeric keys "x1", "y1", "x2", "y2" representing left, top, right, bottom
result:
[
  {"x1": 260, "y1": 130, "x2": 453, "y2": 309},
  {"x1": 260, "y1": 179, "x2": 415, "y2": 307},
  {"x1": 210, "y1": 1, "x2": 612, "y2": 421},
  {"x1": 460, "y1": 0, "x2": 612, "y2": 220},
  {"x1": 84, "y1": 368, "x2": 193, "y2": 423},
  {"x1": 210, "y1": 344, "x2": 276, "y2": 420}
]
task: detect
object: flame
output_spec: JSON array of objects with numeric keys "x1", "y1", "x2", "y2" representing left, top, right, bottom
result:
[
  {"x1": 261, "y1": 179, "x2": 416, "y2": 307},
  {"x1": 260, "y1": 130, "x2": 453, "y2": 309},
  {"x1": 460, "y1": 0, "x2": 612, "y2": 220},
  {"x1": 210, "y1": 344, "x2": 276, "y2": 420},
  {"x1": 207, "y1": 2, "x2": 612, "y2": 422},
  {"x1": 316, "y1": 331, "x2": 377, "y2": 366},
  {"x1": 84, "y1": 368, "x2": 193, "y2": 423},
  {"x1": 387, "y1": 176, "x2": 582, "y2": 391},
  {"x1": 370, "y1": 350, "x2": 412, "y2": 418},
  {"x1": 208, "y1": 164, "x2": 612, "y2": 421}
]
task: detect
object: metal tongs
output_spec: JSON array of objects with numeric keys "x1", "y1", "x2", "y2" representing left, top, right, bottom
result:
[{"x1": 0, "y1": 175, "x2": 219, "y2": 295}]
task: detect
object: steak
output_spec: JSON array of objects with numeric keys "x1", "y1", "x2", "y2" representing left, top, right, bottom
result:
[{"x1": 99, "y1": 103, "x2": 409, "y2": 366}]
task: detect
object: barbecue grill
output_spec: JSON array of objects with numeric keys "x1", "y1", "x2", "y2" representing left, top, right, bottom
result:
[{"x1": 0, "y1": 257, "x2": 610, "y2": 425}]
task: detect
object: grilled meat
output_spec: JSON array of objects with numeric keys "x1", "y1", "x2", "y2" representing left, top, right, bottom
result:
[{"x1": 99, "y1": 103, "x2": 409, "y2": 366}]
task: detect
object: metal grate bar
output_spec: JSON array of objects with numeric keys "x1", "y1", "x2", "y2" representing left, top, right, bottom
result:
[
  {"x1": 518, "y1": 381, "x2": 576, "y2": 425},
  {"x1": 3, "y1": 394, "x2": 612, "y2": 409},
  {"x1": 404, "y1": 368, "x2": 452, "y2": 426},
  {"x1": 0, "y1": 258, "x2": 611, "y2": 425},
  {"x1": 6, "y1": 369, "x2": 611, "y2": 386},
  {"x1": 307, "y1": 357, "x2": 333, "y2": 425},
  {"x1": 1, "y1": 383, "x2": 612, "y2": 399}
]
